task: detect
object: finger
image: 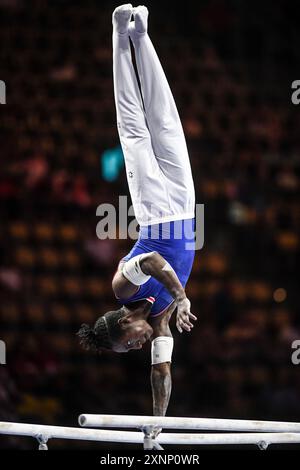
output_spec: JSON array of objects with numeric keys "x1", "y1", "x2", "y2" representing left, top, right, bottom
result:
[
  {"x1": 184, "y1": 318, "x2": 194, "y2": 328},
  {"x1": 151, "y1": 427, "x2": 162, "y2": 439},
  {"x1": 188, "y1": 312, "x2": 197, "y2": 320},
  {"x1": 180, "y1": 314, "x2": 194, "y2": 328},
  {"x1": 182, "y1": 325, "x2": 191, "y2": 332},
  {"x1": 176, "y1": 321, "x2": 183, "y2": 333},
  {"x1": 181, "y1": 321, "x2": 191, "y2": 332}
]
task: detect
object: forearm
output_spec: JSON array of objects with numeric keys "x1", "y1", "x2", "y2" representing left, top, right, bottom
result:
[
  {"x1": 151, "y1": 363, "x2": 172, "y2": 416},
  {"x1": 141, "y1": 251, "x2": 196, "y2": 333},
  {"x1": 140, "y1": 252, "x2": 186, "y2": 302}
]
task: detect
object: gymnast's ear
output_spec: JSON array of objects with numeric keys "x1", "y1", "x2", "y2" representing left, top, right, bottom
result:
[{"x1": 118, "y1": 316, "x2": 130, "y2": 327}]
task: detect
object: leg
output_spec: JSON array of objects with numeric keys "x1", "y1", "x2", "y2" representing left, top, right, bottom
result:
[
  {"x1": 128, "y1": 7, "x2": 194, "y2": 201},
  {"x1": 112, "y1": 5, "x2": 172, "y2": 226},
  {"x1": 113, "y1": 5, "x2": 148, "y2": 144}
]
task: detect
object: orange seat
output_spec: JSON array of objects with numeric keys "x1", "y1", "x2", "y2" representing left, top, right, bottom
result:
[
  {"x1": 40, "y1": 248, "x2": 61, "y2": 269},
  {"x1": 51, "y1": 303, "x2": 72, "y2": 323},
  {"x1": 26, "y1": 304, "x2": 45, "y2": 323},
  {"x1": 10, "y1": 222, "x2": 29, "y2": 239},
  {"x1": 59, "y1": 224, "x2": 79, "y2": 242},
  {"x1": 276, "y1": 231, "x2": 299, "y2": 251},
  {"x1": 35, "y1": 223, "x2": 54, "y2": 241},
  {"x1": 38, "y1": 276, "x2": 58, "y2": 296},
  {"x1": 15, "y1": 246, "x2": 36, "y2": 267},
  {"x1": 0, "y1": 303, "x2": 20, "y2": 323}
]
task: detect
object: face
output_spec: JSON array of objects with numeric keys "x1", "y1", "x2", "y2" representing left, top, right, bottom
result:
[{"x1": 112, "y1": 319, "x2": 153, "y2": 353}]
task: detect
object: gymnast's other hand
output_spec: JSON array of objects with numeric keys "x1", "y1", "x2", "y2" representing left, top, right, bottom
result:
[
  {"x1": 176, "y1": 296, "x2": 197, "y2": 333},
  {"x1": 149, "y1": 426, "x2": 162, "y2": 440}
]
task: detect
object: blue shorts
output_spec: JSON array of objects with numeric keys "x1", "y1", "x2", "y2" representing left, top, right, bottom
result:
[{"x1": 117, "y1": 219, "x2": 195, "y2": 316}]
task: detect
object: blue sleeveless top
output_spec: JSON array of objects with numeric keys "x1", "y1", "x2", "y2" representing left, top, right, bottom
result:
[{"x1": 117, "y1": 219, "x2": 195, "y2": 317}]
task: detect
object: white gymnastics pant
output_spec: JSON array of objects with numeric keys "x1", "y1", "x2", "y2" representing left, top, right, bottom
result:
[{"x1": 113, "y1": 23, "x2": 195, "y2": 226}]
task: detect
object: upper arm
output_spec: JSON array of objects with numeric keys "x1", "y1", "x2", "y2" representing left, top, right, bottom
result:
[
  {"x1": 112, "y1": 252, "x2": 160, "y2": 299},
  {"x1": 139, "y1": 251, "x2": 164, "y2": 275}
]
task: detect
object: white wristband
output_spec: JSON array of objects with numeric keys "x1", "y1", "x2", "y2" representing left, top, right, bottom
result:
[{"x1": 151, "y1": 336, "x2": 174, "y2": 365}]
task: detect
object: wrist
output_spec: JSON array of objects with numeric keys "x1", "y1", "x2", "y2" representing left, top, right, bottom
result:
[{"x1": 175, "y1": 291, "x2": 187, "y2": 303}]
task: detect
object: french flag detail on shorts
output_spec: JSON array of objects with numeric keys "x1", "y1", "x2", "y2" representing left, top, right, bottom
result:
[{"x1": 147, "y1": 296, "x2": 156, "y2": 304}]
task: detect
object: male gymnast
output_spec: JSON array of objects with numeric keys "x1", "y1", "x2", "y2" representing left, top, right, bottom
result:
[{"x1": 78, "y1": 4, "x2": 197, "y2": 419}]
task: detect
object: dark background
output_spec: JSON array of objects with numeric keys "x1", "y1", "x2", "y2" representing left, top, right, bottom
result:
[{"x1": 0, "y1": 0, "x2": 300, "y2": 450}]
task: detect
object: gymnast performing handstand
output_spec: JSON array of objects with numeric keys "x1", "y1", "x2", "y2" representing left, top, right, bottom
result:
[{"x1": 78, "y1": 4, "x2": 197, "y2": 421}]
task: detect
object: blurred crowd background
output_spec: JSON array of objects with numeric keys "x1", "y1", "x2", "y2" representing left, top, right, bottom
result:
[{"x1": 0, "y1": 0, "x2": 300, "y2": 449}]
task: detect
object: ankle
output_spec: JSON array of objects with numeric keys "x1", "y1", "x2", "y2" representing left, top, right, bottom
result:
[{"x1": 129, "y1": 22, "x2": 147, "y2": 39}]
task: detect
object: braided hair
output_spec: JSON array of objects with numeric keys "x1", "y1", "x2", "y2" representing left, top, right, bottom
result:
[{"x1": 77, "y1": 309, "x2": 125, "y2": 352}]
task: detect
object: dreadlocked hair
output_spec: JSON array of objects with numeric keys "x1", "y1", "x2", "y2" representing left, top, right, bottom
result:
[{"x1": 77, "y1": 309, "x2": 125, "y2": 353}]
